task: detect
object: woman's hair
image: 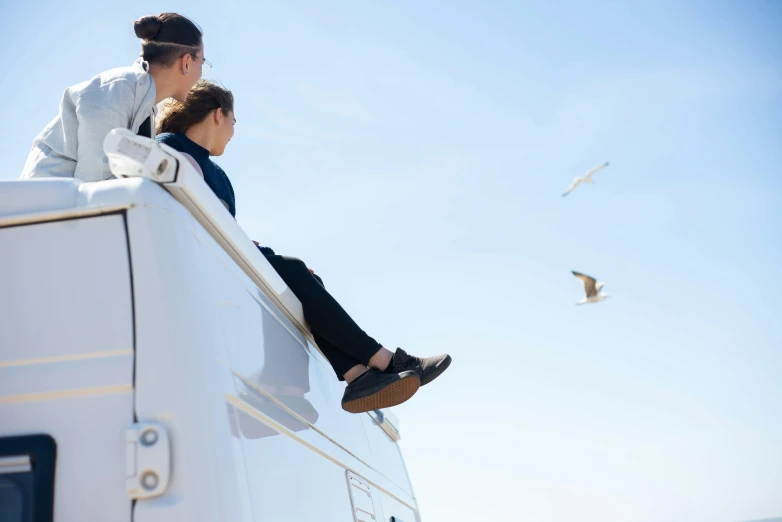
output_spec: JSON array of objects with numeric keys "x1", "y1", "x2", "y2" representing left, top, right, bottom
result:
[
  {"x1": 134, "y1": 13, "x2": 203, "y2": 66},
  {"x1": 157, "y1": 80, "x2": 234, "y2": 134}
]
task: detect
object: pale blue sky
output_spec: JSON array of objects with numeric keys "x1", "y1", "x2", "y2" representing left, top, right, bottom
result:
[{"x1": 2, "y1": 1, "x2": 781, "y2": 521}]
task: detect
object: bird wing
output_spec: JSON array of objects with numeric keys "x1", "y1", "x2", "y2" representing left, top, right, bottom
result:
[
  {"x1": 562, "y1": 178, "x2": 581, "y2": 197},
  {"x1": 583, "y1": 161, "x2": 609, "y2": 181},
  {"x1": 572, "y1": 270, "x2": 598, "y2": 297}
]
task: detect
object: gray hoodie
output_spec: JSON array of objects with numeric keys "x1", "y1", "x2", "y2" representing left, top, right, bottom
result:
[{"x1": 20, "y1": 58, "x2": 157, "y2": 182}]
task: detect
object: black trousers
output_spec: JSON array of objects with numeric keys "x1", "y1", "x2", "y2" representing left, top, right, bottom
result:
[{"x1": 261, "y1": 251, "x2": 382, "y2": 380}]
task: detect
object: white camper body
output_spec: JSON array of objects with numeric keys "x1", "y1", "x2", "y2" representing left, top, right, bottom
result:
[{"x1": 0, "y1": 138, "x2": 421, "y2": 522}]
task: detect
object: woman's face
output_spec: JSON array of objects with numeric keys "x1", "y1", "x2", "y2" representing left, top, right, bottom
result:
[{"x1": 211, "y1": 109, "x2": 236, "y2": 156}]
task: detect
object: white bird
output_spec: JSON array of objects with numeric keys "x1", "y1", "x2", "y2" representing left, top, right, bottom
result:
[
  {"x1": 571, "y1": 270, "x2": 610, "y2": 305},
  {"x1": 562, "y1": 161, "x2": 609, "y2": 197}
]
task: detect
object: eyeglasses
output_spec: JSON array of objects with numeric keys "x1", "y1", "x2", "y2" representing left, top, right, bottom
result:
[{"x1": 189, "y1": 54, "x2": 212, "y2": 75}]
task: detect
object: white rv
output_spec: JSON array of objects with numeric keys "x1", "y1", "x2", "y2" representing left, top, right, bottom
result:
[{"x1": 0, "y1": 131, "x2": 421, "y2": 522}]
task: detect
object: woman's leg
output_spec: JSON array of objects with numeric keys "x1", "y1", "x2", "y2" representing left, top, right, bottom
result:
[
  {"x1": 263, "y1": 254, "x2": 383, "y2": 379},
  {"x1": 258, "y1": 250, "x2": 450, "y2": 413}
]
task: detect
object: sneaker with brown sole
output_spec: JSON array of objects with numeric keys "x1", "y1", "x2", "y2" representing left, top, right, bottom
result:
[{"x1": 341, "y1": 369, "x2": 421, "y2": 414}]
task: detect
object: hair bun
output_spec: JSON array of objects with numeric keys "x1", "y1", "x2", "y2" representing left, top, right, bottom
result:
[{"x1": 134, "y1": 15, "x2": 162, "y2": 40}]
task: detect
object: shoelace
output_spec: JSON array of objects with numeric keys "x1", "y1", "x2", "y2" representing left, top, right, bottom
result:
[{"x1": 394, "y1": 349, "x2": 422, "y2": 371}]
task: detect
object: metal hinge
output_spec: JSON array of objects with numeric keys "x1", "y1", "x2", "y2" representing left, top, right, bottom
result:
[
  {"x1": 126, "y1": 422, "x2": 171, "y2": 499},
  {"x1": 369, "y1": 409, "x2": 401, "y2": 442}
]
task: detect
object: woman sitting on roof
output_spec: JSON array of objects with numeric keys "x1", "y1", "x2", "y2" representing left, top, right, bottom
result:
[
  {"x1": 155, "y1": 80, "x2": 452, "y2": 414},
  {"x1": 21, "y1": 13, "x2": 209, "y2": 182}
]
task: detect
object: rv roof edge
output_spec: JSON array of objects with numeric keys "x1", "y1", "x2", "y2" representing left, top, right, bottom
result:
[{"x1": 104, "y1": 133, "x2": 316, "y2": 343}]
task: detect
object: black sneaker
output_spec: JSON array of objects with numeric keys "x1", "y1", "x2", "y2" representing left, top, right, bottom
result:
[
  {"x1": 386, "y1": 348, "x2": 451, "y2": 386},
  {"x1": 341, "y1": 369, "x2": 421, "y2": 414}
]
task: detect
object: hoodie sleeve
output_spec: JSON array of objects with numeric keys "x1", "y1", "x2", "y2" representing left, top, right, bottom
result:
[{"x1": 72, "y1": 80, "x2": 137, "y2": 182}]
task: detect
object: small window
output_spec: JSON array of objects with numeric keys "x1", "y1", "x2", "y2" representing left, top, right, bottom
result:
[{"x1": 0, "y1": 435, "x2": 56, "y2": 522}]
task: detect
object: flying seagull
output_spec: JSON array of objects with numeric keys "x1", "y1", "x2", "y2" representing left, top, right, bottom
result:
[
  {"x1": 562, "y1": 161, "x2": 609, "y2": 197},
  {"x1": 571, "y1": 271, "x2": 610, "y2": 305}
]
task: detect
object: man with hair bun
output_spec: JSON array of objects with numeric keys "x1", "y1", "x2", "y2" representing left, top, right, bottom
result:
[{"x1": 21, "y1": 13, "x2": 210, "y2": 182}]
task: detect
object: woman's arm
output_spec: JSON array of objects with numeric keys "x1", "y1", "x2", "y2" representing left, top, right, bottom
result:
[{"x1": 73, "y1": 82, "x2": 137, "y2": 182}]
